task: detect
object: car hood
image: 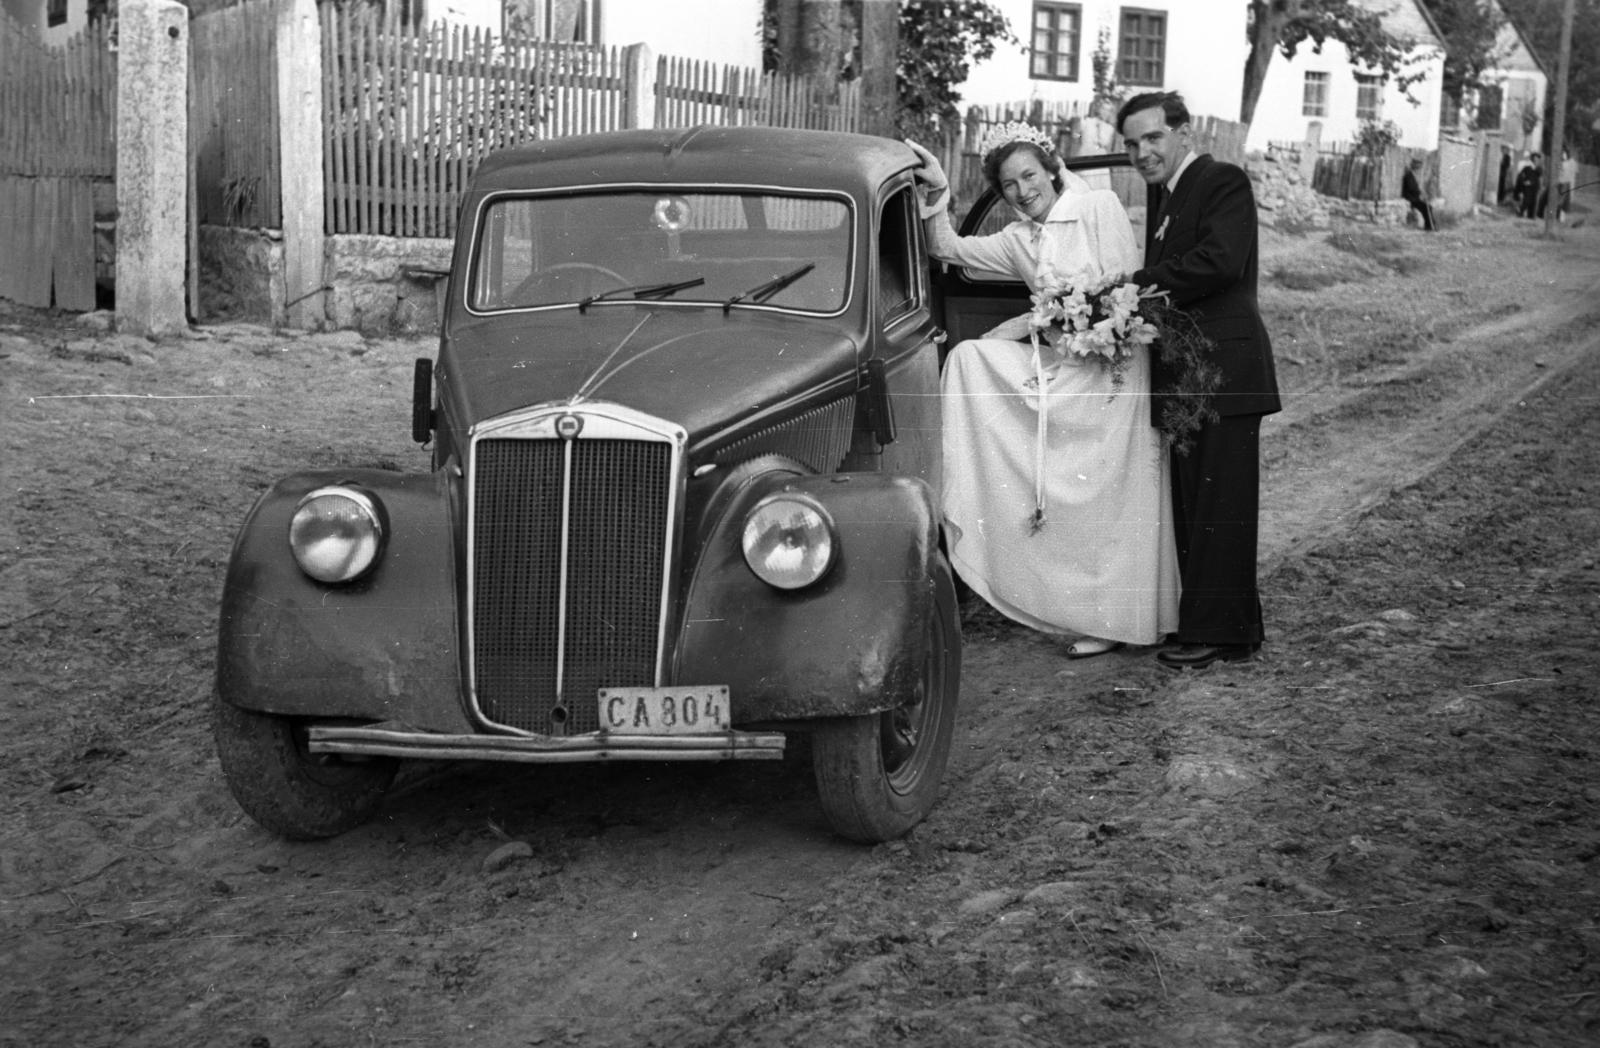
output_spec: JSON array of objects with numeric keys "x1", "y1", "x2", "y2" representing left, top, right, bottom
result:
[{"x1": 439, "y1": 307, "x2": 861, "y2": 445}]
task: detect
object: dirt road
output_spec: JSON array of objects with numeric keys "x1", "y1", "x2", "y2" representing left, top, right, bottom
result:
[{"x1": 2, "y1": 203, "x2": 1597, "y2": 1048}]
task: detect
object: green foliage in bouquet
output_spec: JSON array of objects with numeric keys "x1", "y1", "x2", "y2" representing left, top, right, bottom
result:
[{"x1": 1139, "y1": 296, "x2": 1223, "y2": 456}]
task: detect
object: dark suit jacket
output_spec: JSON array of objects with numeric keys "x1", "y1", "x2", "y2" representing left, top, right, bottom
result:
[
  {"x1": 1133, "y1": 154, "x2": 1281, "y2": 419},
  {"x1": 1402, "y1": 169, "x2": 1424, "y2": 203}
]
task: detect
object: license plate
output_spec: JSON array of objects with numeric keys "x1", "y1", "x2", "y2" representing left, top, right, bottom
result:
[{"x1": 597, "y1": 686, "x2": 730, "y2": 735}]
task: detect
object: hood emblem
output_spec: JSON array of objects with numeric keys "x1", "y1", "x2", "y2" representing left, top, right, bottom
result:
[{"x1": 556, "y1": 414, "x2": 584, "y2": 439}]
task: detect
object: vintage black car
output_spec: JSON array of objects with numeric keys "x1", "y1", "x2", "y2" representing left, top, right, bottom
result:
[{"x1": 213, "y1": 126, "x2": 1144, "y2": 844}]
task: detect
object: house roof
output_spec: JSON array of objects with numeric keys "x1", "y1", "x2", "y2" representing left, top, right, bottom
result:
[
  {"x1": 1487, "y1": 0, "x2": 1552, "y2": 79},
  {"x1": 468, "y1": 127, "x2": 918, "y2": 199},
  {"x1": 1351, "y1": 0, "x2": 1445, "y2": 52}
]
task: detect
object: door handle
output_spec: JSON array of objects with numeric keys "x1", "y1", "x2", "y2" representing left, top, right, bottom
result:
[
  {"x1": 931, "y1": 328, "x2": 948, "y2": 345},
  {"x1": 864, "y1": 359, "x2": 897, "y2": 446}
]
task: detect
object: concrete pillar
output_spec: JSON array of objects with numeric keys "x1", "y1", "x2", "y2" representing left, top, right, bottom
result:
[
  {"x1": 1301, "y1": 121, "x2": 1322, "y2": 183},
  {"x1": 277, "y1": 0, "x2": 326, "y2": 329},
  {"x1": 115, "y1": 0, "x2": 189, "y2": 338},
  {"x1": 622, "y1": 43, "x2": 654, "y2": 130}
]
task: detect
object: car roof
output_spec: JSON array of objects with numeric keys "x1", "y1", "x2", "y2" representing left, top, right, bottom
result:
[{"x1": 467, "y1": 126, "x2": 920, "y2": 197}]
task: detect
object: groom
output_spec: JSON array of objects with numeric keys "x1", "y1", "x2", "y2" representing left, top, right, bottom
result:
[{"x1": 1118, "y1": 91, "x2": 1281, "y2": 669}]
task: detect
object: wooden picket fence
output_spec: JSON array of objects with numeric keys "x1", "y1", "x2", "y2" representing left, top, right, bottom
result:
[
  {"x1": 320, "y1": 3, "x2": 632, "y2": 238},
  {"x1": 1190, "y1": 115, "x2": 1249, "y2": 168},
  {"x1": 653, "y1": 56, "x2": 860, "y2": 132},
  {"x1": 1314, "y1": 143, "x2": 1437, "y2": 200},
  {"x1": 0, "y1": 11, "x2": 114, "y2": 311},
  {"x1": 191, "y1": 0, "x2": 281, "y2": 229},
  {"x1": 0, "y1": 10, "x2": 115, "y2": 178}
]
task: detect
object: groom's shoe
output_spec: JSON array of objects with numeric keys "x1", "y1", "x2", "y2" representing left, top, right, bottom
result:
[{"x1": 1156, "y1": 643, "x2": 1258, "y2": 670}]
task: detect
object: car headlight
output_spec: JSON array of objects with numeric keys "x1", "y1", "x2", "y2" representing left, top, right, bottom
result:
[
  {"x1": 741, "y1": 494, "x2": 836, "y2": 590},
  {"x1": 288, "y1": 487, "x2": 385, "y2": 583}
]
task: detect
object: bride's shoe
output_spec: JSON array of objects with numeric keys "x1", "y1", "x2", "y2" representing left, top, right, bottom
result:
[{"x1": 1065, "y1": 637, "x2": 1124, "y2": 660}]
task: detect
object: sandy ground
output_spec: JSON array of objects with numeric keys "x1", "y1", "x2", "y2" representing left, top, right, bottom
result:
[{"x1": 2, "y1": 195, "x2": 1598, "y2": 1048}]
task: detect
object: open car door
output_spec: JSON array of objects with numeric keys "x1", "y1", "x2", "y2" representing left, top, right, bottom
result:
[{"x1": 928, "y1": 153, "x2": 1148, "y2": 363}]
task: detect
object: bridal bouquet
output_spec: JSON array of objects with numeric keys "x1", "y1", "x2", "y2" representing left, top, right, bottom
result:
[
  {"x1": 1026, "y1": 276, "x2": 1223, "y2": 456},
  {"x1": 1026, "y1": 277, "x2": 1162, "y2": 390}
]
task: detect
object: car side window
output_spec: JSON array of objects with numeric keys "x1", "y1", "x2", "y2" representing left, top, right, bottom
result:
[
  {"x1": 878, "y1": 186, "x2": 919, "y2": 322},
  {"x1": 959, "y1": 163, "x2": 1148, "y2": 283}
]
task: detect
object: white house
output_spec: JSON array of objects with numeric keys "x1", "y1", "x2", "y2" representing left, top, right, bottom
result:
[
  {"x1": 1441, "y1": 0, "x2": 1547, "y2": 153},
  {"x1": 1244, "y1": 0, "x2": 1446, "y2": 151},
  {"x1": 957, "y1": 0, "x2": 1247, "y2": 127},
  {"x1": 501, "y1": 0, "x2": 762, "y2": 68},
  {"x1": 0, "y1": 0, "x2": 95, "y2": 46}
]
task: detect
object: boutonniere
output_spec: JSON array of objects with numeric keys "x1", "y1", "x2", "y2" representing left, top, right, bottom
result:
[{"x1": 1155, "y1": 215, "x2": 1170, "y2": 241}]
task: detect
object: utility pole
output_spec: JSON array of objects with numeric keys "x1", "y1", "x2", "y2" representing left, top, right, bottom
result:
[
  {"x1": 859, "y1": 0, "x2": 899, "y2": 138},
  {"x1": 1544, "y1": 0, "x2": 1576, "y2": 236}
]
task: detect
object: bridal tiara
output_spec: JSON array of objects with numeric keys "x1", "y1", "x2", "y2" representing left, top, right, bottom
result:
[{"x1": 977, "y1": 121, "x2": 1056, "y2": 160}]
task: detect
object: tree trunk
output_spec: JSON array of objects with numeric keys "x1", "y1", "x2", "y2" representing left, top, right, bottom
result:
[
  {"x1": 858, "y1": 0, "x2": 899, "y2": 137},
  {"x1": 776, "y1": 0, "x2": 843, "y2": 79},
  {"x1": 1240, "y1": 0, "x2": 1299, "y2": 127}
]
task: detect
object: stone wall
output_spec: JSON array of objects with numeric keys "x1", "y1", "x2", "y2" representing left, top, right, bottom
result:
[
  {"x1": 324, "y1": 233, "x2": 453, "y2": 335},
  {"x1": 198, "y1": 225, "x2": 284, "y2": 323},
  {"x1": 1322, "y1": 197, "x2": 1416, "y2": 226},
  {"x1": 193, "y1": 230, "x2": 451, "y2": 332},
  {"x1": 93, "y1": 179, "x2": 116, "y2": 302},
  {"x1": 1245, "y1": 147, "x2": 1331, "y2": 230}
]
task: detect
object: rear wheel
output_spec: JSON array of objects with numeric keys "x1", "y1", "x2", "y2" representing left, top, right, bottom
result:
[
  {"x1": 213, "y1": 693, "x2": 397, "y2": 840},
  {"x1": 811, "y1": 554, "x2": 961, "y2": 843}
]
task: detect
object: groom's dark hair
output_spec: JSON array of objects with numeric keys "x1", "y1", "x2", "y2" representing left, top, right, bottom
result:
[{"x1": 1116, "y1": 91, "x2": 1191, "y2": 134}]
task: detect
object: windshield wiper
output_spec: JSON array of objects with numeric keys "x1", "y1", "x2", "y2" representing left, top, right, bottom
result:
[
  {"x1": 577, "y1": 277, "x2": 705, "y2": 313},
  {"x1": 722, "y1": 263, "x2": 816, "y2": 314}
]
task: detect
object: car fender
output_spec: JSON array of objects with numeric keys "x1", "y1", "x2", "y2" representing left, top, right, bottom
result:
[
  {"x1": 673, "y1": 469, "x2": 940, "y2": 721},
  {"x1": 215, "y1": 469, "x2": 473, "y2": 732}
]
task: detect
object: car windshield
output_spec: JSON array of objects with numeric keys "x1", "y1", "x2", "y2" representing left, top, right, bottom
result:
[{"x1": 471, "y1": 191, "x2": 853, "y2": 314}]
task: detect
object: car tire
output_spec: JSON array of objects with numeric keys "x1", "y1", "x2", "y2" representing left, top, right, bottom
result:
[
  {"x1": 213, "y1": 693, "x2": 398, "y2": 840},
  {"x1": 811, "y1": 552, "x2": 961, "y2": 843}
]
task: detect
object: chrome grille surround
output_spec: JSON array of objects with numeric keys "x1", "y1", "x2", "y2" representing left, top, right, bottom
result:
[{"x1": 467, "y1": 403, "x2": 686, "y2": 736}]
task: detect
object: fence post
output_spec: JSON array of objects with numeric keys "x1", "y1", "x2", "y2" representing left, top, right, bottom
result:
[
  {"x1": 1301, "y1": 121, "x2": 1321, "y2": 183},
  {"x1": 621, "y1": 43, "x2": 654, "y2": 130},
  {"x1": 277, "y1": 0, "x2": 325, "y2": 329},
  {"x1": 115, "y1": 0, "x2": 189, "y2": 338}
]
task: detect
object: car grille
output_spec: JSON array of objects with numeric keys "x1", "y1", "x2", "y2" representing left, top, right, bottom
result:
[{"x1": 472, "y1": 437, "x2": 673, "y2": 734}]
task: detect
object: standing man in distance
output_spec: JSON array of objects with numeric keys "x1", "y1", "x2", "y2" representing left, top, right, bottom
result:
[
  {"x1": 1401, "y1": 157, "x2": 1436, "y2": 232},
  {"x1": 1117, "y1": 91, "x2": 1281, "y2": 670}
]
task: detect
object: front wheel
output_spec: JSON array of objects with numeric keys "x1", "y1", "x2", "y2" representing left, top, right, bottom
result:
[
  {"x1": 811, "y1": 553, "x2": 962, "y2": 843},
  {"x1": 213, "y1": 693, "x2": 398, "y2": 840}
]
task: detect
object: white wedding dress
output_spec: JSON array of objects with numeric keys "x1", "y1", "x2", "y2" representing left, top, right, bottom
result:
[{"x1": 927, "y1": 184, "x2": 1180, "y2": 644}]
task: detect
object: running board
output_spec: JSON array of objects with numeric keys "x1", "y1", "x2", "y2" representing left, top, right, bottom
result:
[{"x1": 306, "y1": 724, "x2": 786, "y2": 763}]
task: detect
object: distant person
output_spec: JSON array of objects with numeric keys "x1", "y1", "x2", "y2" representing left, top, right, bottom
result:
[
  {"x1": 1498, "y1": 147, "x2": 1512, "y2": 203},
  {"x1": 1515, "y1": 154, "x2": 1543, "y2": 218},
  {"x1": 1402, "y1": 158, "x2": 1435, "y2": 231},
  {"x1": 1557, "y1": 150, "x2": 1578, "y2": 221}
]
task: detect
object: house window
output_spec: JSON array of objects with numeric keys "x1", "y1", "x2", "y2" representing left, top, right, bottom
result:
[
  {"x1": 1355, "y1": 75, "x2": 1383, "y2": 122},
  {"x1": 47, "y1": 0, "x2": 68, "y2": 27},
  {"x1": 1118, "y1": 9, "x2": 1165, "y2": 86},
  {"x1": 1475, "y1": 84, "x2": 1503, "y2": 131},
  {"x1": 1031, "y1": 3, "x2": 1082, "y2": 82},
  {"x1": 1302, "y1": 72, "x2": 1330, "y2": 118},
  {"x1": 507, "y1": 0, "x2": 603, "y2": 43}
]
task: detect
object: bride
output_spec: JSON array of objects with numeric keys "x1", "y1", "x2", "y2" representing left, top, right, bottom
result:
[{"x1": 909, "y1": 127, "x2": 1178, "y2": 658}]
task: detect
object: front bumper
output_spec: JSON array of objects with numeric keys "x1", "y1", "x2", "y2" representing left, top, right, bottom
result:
[{"x1": 307, "y1": 722, "x2": 786, "y2": 763}]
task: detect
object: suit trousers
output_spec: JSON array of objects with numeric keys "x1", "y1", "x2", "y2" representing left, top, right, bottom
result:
[{"x1": 1169, "y1": 413, "x2": 1265, "y2": 646}]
